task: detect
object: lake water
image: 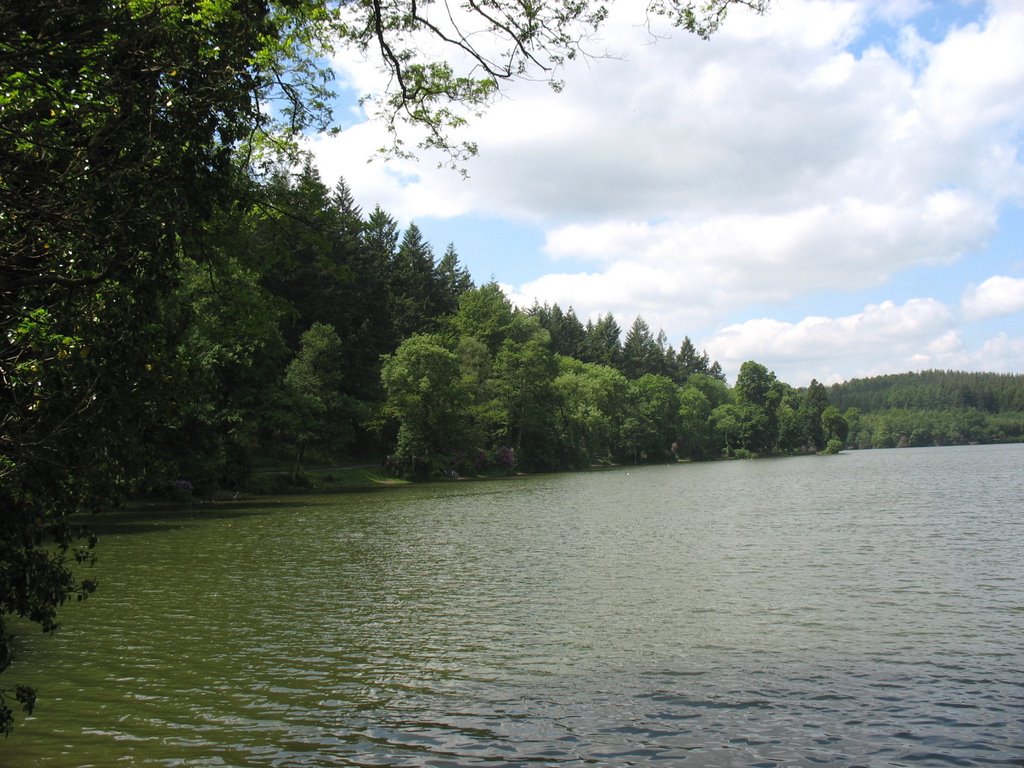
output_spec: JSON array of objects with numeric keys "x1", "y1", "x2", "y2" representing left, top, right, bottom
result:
[{"x1": 5, "y1": 445, "x2": 1024, "y2": 766}]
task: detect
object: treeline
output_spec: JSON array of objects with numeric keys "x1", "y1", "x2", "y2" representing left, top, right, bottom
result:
[
  {"x1": 75, "y1": 159, "x2": 868, "y2": 489},
  {"x1": 378, "y1": 306, "x2": 858, "y2": 477},
  {"x1": 158, "y1": 162, "x2": 471, "y2": 490},
  {"x1": 829, "y1": 371, "x2": 1024, "y2": 449},
  {"x1": 135, "y1": 164, "x2": 865, "y2": 486},
  {"x1": 133, "y1": 166, "x2": 1024, "y2": 487},
  {"x1": 830, "y1": 370, "x2": 1024, "y2": 413},
  {"x1": 15, "y1": 156, "x2": 1023, "y2": 498}
]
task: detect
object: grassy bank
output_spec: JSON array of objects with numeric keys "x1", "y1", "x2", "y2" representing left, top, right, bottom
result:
[{"x1": 246, "y1": 464, "x2": 410, "y2": 495}]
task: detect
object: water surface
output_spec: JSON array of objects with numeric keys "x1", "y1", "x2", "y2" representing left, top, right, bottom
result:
[{"x1": 7, "y1": 445, "x2": 1024, "y2": 766}]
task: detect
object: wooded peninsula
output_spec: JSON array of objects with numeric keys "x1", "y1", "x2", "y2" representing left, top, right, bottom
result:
[
  {"x1": 31, "y1": 163, "x2": 1019, "y2": 497},
  {"x1": 12, "y1": 160, "x2": 1024, "y2": 499}
]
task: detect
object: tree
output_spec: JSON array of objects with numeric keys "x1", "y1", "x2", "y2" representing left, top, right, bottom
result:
[
  {"x1": 621, "y1": 374, "x2": 683, "y2": 463},
  {"x1": 677, "y1": 384, "x2": 721, "y2": 459},
  {"x1": 820, "y1": 405, "x2": 849, "y2": 451},
  {"x1": 437, "y1": 243, "x2": 474, "y2": 313},
  {"x1": 800, "y1": 379, "x2": 830, "y2": 451},
  {"x1": 583, "y1": 313, "x2": 623, "y2": 368},
  {"x1": 392, "y1": 223, "x2": 432, "y2": 329},
  {"x1": 560, "y1": 308, "x2": 588, "y2": 360},
  {"x1": 282, "y1": 323, "x2": 359, "y2": 476},
  {"x1": 159, "y1": 256, "x2": 289, "y2": 491},
  {"x1": 734, "y1": 361, "x2": 782, "y2": 454},
  {"x1": 676, "y1": 336, "x2": 711, "y2": 379},
  {"x1": 621, "y1": 316, "x2": 661, "y2": 379},
  {"x1": 553, "y1": 357, "x2": 629, "y2": 467},
  {"x1": 775, "y1": 401, "x2": 805, "y2": 454},
  {"x1": 0, "y1": 0, "x2": 336, "y2": 731},
  {"x1": 359, "y1": 204, "x2": 403, "y2": 357},
  {"x1": 451, "y1": 281, "x2": 516, "y2": 356},
  {"x1": 456, "y1": 335, "x2": 503, "y2": 462},
  {"x1": 254, "y1": 163, "x2": 363, "y2": 351},
  {"x1": 492, "y1": 322, "x2": 559, "y2": 471},
  {"x1": 711, "y1": 402, "x2": 765, "y2": 457},
  {"x1": 380, "y1": 334, "x2": 470, "y2": 477}
]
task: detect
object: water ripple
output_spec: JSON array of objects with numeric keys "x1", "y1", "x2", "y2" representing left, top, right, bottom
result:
[{"x1": 8, "y1": 445, "x2": 1024, "y2": 767}]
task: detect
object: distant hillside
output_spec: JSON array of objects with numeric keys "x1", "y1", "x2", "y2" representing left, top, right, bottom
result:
[
  {"x1": 827, "y1": 370, "x2": 1024, "y2": 449},
  {"x1": 828, "y1": 370, "x2": 1024, "y2": 414}
]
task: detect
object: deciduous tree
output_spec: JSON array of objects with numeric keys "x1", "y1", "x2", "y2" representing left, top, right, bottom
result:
[
  {"x1": 1, "y1": 0, "x2": 336, "y2": 730},
  {"x1": 381, "y1": 334, "x2": 469, "y2": 477}
]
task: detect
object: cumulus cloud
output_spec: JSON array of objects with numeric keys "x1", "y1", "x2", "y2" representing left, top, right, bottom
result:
[
  {"x1": 702, "y1": 298, "x2": 957, "y2": 384},
  {"x1": 963, "y1": 275, "x2": 1024, "y2": 319}
]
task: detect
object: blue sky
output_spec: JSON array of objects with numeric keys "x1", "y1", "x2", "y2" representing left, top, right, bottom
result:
[{"x1": 308, "y1": 0, "x2": 1024, "y2": 386}]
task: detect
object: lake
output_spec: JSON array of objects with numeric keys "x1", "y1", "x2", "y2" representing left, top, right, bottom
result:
[{"x1": 5, "y1": 444, "x2": 1023, "y2": 766}]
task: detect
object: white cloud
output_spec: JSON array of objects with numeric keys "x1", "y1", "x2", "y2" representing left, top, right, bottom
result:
[
  {"x1": 703, "y1": 298, "x2": 957, "y2": 384},
  {"x1": 698, "y1": 291, "x2": 1024, "y2": 386},
  {"x1": 915, "y1": 330, "x2": 1024, "y2": 376},
  {"x1": 513, "y1": 195, "x2": 991, "y2": 330},
  {"x1": 963, "y1": 275, "x2": 1024, "y2": 319},
  {"x1": 318, "y1": 0, "x2": 1016, "y2": 230},
  {"x1": 973, "y1": 332, "x2": 1024, "y2": 372},
  {"x1": 915, "y1": 0, "x2": 1024, "y2": 141}
]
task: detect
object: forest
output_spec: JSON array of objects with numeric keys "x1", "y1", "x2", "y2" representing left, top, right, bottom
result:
[
  {"x1": 106, "y1": 162, "x2": 1024, "y2": 492},
  {"x1": 830, "y1": 371, "x2": 1024, "y2": 449}
]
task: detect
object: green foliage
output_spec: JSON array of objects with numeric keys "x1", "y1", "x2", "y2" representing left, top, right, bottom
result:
[
  {"x1": 381, "y1": 334, "x2": 470, "y2": 477},
  {"x1": 451, "y1": 282, "x2": 516, "y2": 355},
  {"x1": 621, "y1": 374, "x2": 683, "y2": 463},
  {"x1": 553, "y1": 357, "x2": 629, "y2": 467},
  {"x1": 829, "y1": 370, "x2": 1024, "y2": 413},
  {"x1": 829, "y1": 372, "x2": 1024, "y2": 449},
  {"x1": 283, "y1": 323, "x2": 359, "y2": 473},
  {"x1": 530, "y1": 302, "x2": 587, "y2": 359},
  {"x1": 734, "y1": 361, "x2": 782, "y2": 454},
  {"x1": 621, "y1": 317, "x2": 661, "y2": 379},
  {"x1": 800, "y1": 379, "x2": 830, "y2": 450},
  {"x1": 493, "y1": 322, "x2": 559, "y2": 471},
  {"x1": 821, "y1": 405, "x2": 849, "y2": 447},
  {"x1": 28, "y1": 0, "x2": 1024, "y2": 738},
  {"x1": 0, "y1": 0, "x2": 339, "y2": 731},
  {"x1": 775, "y1": 401, "x2": 805, "y2": 454},
  {"x1": 158, "y1": 256, "x2": 288, "y2": 490},
  {"x1": 582, "y1": 313, "x2": 623, "y2": 368},
  {"x1": 675, "y1": 336, "x2": 714, "y2": 380},
  {"x1": 821, "y1": 438, "x2": 844, "y2": 455},
  {"x1": 676, "y1": 384, "x2": 720, "y2": 459}
]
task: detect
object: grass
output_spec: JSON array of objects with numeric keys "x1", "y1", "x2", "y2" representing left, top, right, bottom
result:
[{"x1": 245, "y1": 462, "x2": 409, "y2": 495}]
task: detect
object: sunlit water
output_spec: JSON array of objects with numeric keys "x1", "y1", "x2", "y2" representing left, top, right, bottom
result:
[{"x1": 5, "y1": 445, "x2": 1024, "y2": 767}]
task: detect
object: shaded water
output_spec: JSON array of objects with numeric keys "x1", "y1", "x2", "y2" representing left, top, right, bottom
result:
[{"x1": 5, "y1": 445, "x2": 1024, "y2": 766}]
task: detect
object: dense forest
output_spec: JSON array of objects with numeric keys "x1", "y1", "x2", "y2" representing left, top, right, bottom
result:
[
  {"x1": 7, "y1": 152, "x2": 1024, "y2": 503},
  {"x1": 106, "y1": 163, "x2": 1024, "y2": 492},
  {"x1": 829, "y1": 371, "x2": 1024, "y2": 449}
]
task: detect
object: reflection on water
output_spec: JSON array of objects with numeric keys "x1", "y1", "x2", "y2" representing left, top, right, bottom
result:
[{"x1": 8, "y1": 444, "x2": 1024, "y2": 766}]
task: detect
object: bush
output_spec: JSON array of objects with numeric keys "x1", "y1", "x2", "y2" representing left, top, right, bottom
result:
[{"x1": 822, "y1": 438, "x2": 844, "y2": 455}]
